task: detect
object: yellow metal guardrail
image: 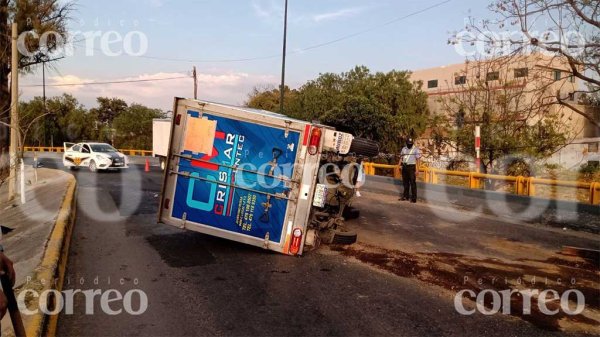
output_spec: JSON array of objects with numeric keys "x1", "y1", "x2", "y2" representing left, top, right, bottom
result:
[
  {"x1": 363, "y1": 162, "x2": 600, "y2": 205},
  {"x1": 24, "y1": 146, "x2": 153, "y2": 157}
]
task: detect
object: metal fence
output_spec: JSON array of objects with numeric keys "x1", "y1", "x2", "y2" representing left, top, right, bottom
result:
[
  {"x1": 363, "y1": 162, "x2": 600, "y2": 205},
  {"x1": 21, "y1": 147, "x2": 600, "y2": 205},
  {"x1": 23, "y1": 146, "x2": 153, "y2": 157}
]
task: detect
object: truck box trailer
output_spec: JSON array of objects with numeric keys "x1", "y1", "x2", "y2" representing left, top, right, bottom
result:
[
  {"x1": 152, "y1": 118, "x2": 171, "y2": 170},
  {"x1": 158, "y1": 98, "x2": 378, "y2": 255}
]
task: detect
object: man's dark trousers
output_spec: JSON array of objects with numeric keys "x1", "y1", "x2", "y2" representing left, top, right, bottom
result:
[{"x1": 402, "y1": 164, "x2": 417, "y2": 201}]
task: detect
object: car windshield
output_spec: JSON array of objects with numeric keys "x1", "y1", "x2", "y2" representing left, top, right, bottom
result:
[{"x1": 90, "y1": 144, "x2": 117, "y2": 153}]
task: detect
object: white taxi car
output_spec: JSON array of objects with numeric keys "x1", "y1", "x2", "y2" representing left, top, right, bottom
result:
[{"x1": 63, "y1": 142, "x2": 129, "y2": 172}]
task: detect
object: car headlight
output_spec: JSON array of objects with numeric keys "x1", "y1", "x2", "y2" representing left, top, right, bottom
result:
[{"x1": 96, "y1": 155, "x2": 109, "y2": 161}]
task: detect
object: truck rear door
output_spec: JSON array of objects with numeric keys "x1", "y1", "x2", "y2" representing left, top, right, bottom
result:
[{"x1": 159, "y1": 98, "x2": 316, "y2": 255}]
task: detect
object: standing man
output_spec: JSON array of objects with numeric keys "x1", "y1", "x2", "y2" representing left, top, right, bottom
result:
[{"x1": 399, "y1": 138, "x2": 421, "y2": 203}]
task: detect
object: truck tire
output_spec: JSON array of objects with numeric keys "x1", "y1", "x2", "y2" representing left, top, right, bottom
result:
[
  {"x1": 349, "y1": 138, "x2": 379, "y2": 157},
  {"x1": 331, "y1": 229, "x2": 357, "y2": 245}
]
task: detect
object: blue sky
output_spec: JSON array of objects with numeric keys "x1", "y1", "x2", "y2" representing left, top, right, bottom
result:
[{"x1": 21, "y1": 0, "x2": 491, "y2": 110}]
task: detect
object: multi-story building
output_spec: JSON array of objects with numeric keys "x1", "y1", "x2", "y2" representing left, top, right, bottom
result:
[{"x1": 410, "y1": 53, "x2": 599, "y2": 170}]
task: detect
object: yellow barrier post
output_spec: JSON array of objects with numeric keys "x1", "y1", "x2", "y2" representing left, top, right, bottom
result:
[
  {"x1": 469, "y1": 172, "x2": 480, "y2": 189},
  {"x1": 527, "y1": 177, "x2": 536, "y2": 197},
  {"x1": 430, "y1": 168, "x2": 438, "y2": 184},
  {"x1": 516, "y1": 176, "x2": 525, "y2": 195},
  {"x1": 393, "y1": 165, "x2": 401, "y2": 179},
  {"x1": 590, "y1": 182, "x2": 600, "y2": 205},
  {"x1": 421, "y1": 167, "x2": 428, "y2": 183}
]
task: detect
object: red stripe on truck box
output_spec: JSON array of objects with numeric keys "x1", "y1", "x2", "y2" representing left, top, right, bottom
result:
[{"x1": 302, "y1": 125, "x2": 311, "y2": 146}]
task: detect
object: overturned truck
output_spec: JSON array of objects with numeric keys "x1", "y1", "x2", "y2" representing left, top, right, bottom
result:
[{"x1": 158, "y1": 98, "x2": 378, "y2": 255}]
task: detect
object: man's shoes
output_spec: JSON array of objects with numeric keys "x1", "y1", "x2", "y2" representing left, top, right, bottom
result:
[
  {"x1": 410, "y1": 199, "x2": 417, "y2": 203},
  {"x1": 399, "y1": 197, "x2": 408, "y2": 201}
]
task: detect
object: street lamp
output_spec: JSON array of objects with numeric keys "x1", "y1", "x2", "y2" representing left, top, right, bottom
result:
[{"x1": 279, "y1": 0, "x2": 289, "y2": 114}]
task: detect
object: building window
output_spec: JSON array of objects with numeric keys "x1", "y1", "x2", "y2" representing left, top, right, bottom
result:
[
  {"x1": 427, "y1": 80, "x2": 438, "y2": 89},
  {"x1": 455, "y1": 76, "x2": 467, "y2": 85},
  {"x1": 554, "y1": 70, "x2": 562, "y2": 81},
  {"x1": 568, "y1": 92, "x2": 575, "y2": 101},
  {"x1": 570, "y1": 75, "x2": 576, "y2": 83},
  {"x1": 486, "y1": 71, "x2": 499, "y2": 81},
  {"x1": 514, "y1": 68, "x2": 528, "y2": 78},
  {"x1": 589, "y1": 143, "x2": 599, "y2": 153}
]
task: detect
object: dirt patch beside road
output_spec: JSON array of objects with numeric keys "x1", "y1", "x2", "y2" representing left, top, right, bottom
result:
[{"x1": 332, "y1": 243, "x2": 600, "y2": 334}]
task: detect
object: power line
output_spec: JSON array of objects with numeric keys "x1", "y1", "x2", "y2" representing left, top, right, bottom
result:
[
  {"x1": 298, "y1": 0, "x2": 452, "y2": 52},
  {"x1": 21, "y1": 75, "x2": 191, "y2": 88},
  {"x1": 111, "y1": 0, "x2": 452, "y2": 64}
]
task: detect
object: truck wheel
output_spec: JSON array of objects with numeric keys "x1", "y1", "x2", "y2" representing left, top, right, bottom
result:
[
  {"x1": 331, "y1": 229, "x2": 357, "y2": 245},
  {"x1": 342, "y1": 207, "x2": 360, "y2": 220},
  {"x1": 349, "y1": 138, "x2": 379, "y2": 157}
]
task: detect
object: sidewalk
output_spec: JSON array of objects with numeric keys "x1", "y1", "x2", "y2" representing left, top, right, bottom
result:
[{"x1": 0, "y1": 167, "x2": 75, "y2": 337}]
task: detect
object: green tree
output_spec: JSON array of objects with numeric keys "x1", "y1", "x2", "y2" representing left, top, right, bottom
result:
[
  {"x1": 245, "y1": 85, "x2": 297, "y2": 113},
  {"x1": 90, "y1": 97, "x2": 129, "y2": 125},
  {"x1": 435, "y1": 59, "x2": 571, "y2": 174},
  {"x1": 0, "y1": 0, "x2": 72, "y2": 154},
  {"x1": 113, "y1": 104, "x2": 165, "y2": 149},
  {"x1": 247, "y1": 66, "x2": 429, "y2": 153},
  {"x1": 47, "y1": 94, "x2": 93, "y2": 144}
]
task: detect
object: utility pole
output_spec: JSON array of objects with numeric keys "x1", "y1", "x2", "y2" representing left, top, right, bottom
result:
[
  {"x1": 42, "y1": 61, "x2": 46, "y2": 105},
  {"x1": 279, "y1": 0, "x2": 288, "y2": 114},
  {"x1": 475, "y1": 125, "x2": 481, "y2": 173},
  {"x1": 193, "y1": 66, "x2": 198, "y2": 99},
  {"x1": 42, "y1": 60, "x2": 46, "y2": 146},
  {"x1": 8, "y1": 22, "x2": 18, "y2": 202},
  {"x1": 41, "y1": 56, "x2": 62, "y2": 147}
]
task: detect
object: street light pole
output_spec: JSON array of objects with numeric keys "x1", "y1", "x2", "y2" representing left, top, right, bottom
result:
[{"x1": 279, "y1": 0, "x2": 288, "y2": 114}]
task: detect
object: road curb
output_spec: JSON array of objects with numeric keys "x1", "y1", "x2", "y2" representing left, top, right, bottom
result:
[{"x1": 21, "y1": 175, "x2": 77, "y2": 337}]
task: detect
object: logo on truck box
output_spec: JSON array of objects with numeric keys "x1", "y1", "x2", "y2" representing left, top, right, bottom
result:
[{"x1": 171, "y1": 111, "x2": 300, "y2": 244}]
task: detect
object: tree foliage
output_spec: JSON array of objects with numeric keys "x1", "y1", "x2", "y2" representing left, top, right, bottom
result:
[
  {"x1": 0, "y1": 0, "x2": 72, "y2": 157},
  {"x1": 433, "y1": 58, "x2": 571, "y2": 173},
  {"x1": 20, "y1": 95, "x2": 165, "y2": 150},
  {"x1": 113, "y1": 103, "x2": 165, "y2": 149},
  {"x1": 246, "y1": 66, "x2": 429, "y2": 153},
  {"x1": 90, "y1": 97, "x2": 129, "y2": 125}
]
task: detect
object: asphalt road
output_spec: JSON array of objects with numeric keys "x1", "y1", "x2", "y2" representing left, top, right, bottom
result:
[{"x1": 25, "y1": 155, "x2": 599, "y2": 337}]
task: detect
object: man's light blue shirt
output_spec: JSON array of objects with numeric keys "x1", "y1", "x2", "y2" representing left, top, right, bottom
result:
[{"x1": 400, "y1": 146, "x2": 421, "y2": 165}]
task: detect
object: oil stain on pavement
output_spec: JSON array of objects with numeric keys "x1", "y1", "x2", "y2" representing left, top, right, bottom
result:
[{"x1": 332, "y1": 243, "x2": 600, "y2": 334}]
